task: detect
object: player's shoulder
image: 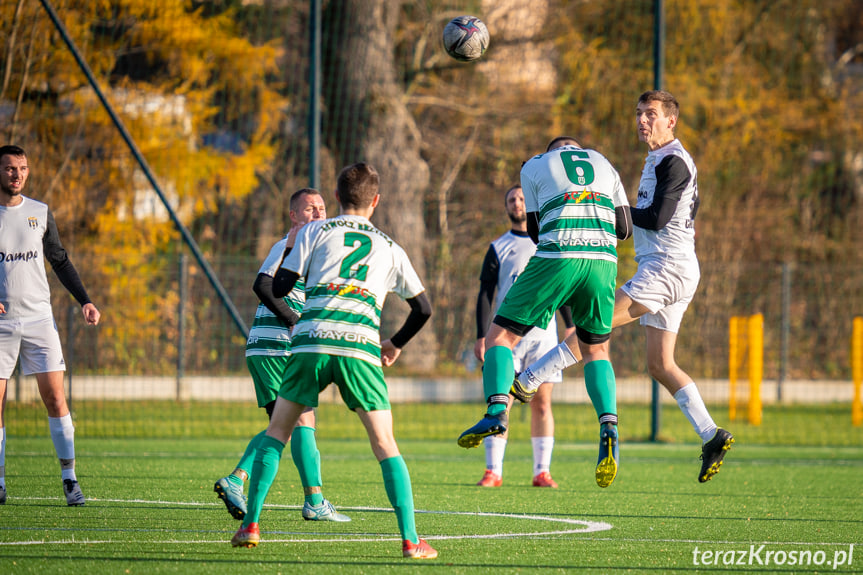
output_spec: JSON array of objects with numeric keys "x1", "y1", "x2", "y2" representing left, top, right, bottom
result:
[
  {"x1": 16, "y1": 195, "x2": 48, "y2": 210},
  {"x1": 653, "y1": 139, "x2": 693, "y2": 162},
  {"x1": 268, "y1": 235, "x2": 289, "y2": 252}
]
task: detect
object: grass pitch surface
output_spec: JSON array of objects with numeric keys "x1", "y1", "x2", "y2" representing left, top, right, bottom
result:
[{"x1": 1, "y1": 434, "x2": 861, "y2": 574}]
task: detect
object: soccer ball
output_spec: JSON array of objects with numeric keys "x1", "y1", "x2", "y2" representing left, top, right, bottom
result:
[{"x1": 442, "y1": 15, "x2": 490, "y2": 62}]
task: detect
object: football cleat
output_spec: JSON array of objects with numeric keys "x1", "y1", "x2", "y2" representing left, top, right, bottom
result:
[
  {"x1": 63, "y1": 479, "x2": 86, "y2": 506},
  {"x1": 595, "y1": 423, "x2": 619, "y2": 488},
  {"x1": 532, "y1": 471, "x2": 558, "y2": 488},
  {"x1": 214, "y1": 477, "x2": 247, "y2": 520},
  {"x1": 699, "y1": 428, "x2": 735, "y2": 483},
  {"x1": 476, "y1": 469, "x2": 503, "y2": 487},
  {"x1": 231, "y1": 523, "x2": 260, "y2": 548},
  {"x1": 457, "y1": 412, "x2": 508, "y2": 449},
  {"x1": 509, "y1": 374, "x2": 536, "y2": 404},
  {"x1": 402, "y1": 538, "x2": 438, "y2": 559},
  {"x1": 0, "y1": 484, "x2": 6, "y2": 505},
  {"x1": 302, "y1": 499, "x2": 351, "y2": 522}
]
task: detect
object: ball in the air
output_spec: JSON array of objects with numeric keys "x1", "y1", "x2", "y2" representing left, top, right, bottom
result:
[{"x1": 443, "y1": 15, "x2": 490, "y2": 62}]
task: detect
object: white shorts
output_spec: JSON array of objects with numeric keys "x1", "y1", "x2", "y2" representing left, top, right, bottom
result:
[
  {"x1": 512, "y1": 327, "x2": 562, "y2": 383},
  {"x1": 621, "y1": 255, "x2": 700, "y2": 334},
  {"x1": 0, "y1": 315, "x2": 66, "y2": 379}
]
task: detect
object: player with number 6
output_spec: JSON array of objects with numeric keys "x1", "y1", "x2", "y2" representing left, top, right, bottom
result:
[{"x1": 458, "y1": 135, "x2": 632, "y2": 489}]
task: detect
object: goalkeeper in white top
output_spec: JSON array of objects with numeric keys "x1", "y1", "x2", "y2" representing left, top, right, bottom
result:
[
  {"x1": 459, "y1": 136, "x2": 633, "y2": 489},
  {"x1": 231, "y1": 162, "x2": 437, "y2": 559},
  {"x1": 513, "y1": 91, "x2": 734, "y2": 483}
]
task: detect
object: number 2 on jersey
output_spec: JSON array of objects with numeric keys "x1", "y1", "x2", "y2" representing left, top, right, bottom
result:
[{"x1": 339, "y1": 232, "x2": 371, "y2": 281}]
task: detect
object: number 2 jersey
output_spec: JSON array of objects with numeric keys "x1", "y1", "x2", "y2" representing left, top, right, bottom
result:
[
  {"x1": 632, "y1": 138, "x2": 699, "y2": 261},
  {"x1": 520, "y1": 145, "x2": 629, "y2": 263},
  {"x1": 280, "y1": 214, "x2": 425, "y2": 366}
]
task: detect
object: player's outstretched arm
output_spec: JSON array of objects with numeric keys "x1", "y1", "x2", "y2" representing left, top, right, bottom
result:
[
  {"x1": 382, "y1": 292, "x2": 432, "y2": 366},
  {"x1": 253, "y1": 272, "x2": 300, "y2": 328}
]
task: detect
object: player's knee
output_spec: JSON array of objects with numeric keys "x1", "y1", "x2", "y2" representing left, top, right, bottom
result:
[
  {"x1": 646, "y1": 357, "x2": 675, "y2": 382},
  {"x1": 531, "y1": 399, "x2": 553, "y2": 419}
]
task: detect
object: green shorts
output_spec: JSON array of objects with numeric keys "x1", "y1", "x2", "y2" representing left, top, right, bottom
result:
[
  {"x1": 246, "y1": 354, "x2": 289, "y2": 408},
  {"x1": 279, "y1": 353, "x2": 391, "y2": 412},
  {"x1": 496, "y1": 256, "x2": 617, "y2": 336}
]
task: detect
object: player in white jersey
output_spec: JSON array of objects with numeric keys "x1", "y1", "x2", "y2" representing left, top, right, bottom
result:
[
  {"x1": 0, "y1": 145, "x2": 101, "y2": 506},
  {"x1": 214, "y1": 189, "x2": 349, "y2": 523},
  {"x1": 513, "y1": 92, "x2": 734, "y2": 482},
  {"x1": 459, "y1": 136, "x2": 632, "y2": 489},
  {"x1": 473, "y1": 185, "x2": 574, "y2": 488},
  {"x1": 231, "y1": 162, "x2": 437, "y2": 559}
]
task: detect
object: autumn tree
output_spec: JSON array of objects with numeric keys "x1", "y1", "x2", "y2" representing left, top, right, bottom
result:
[{"x1": 0, "y1": 0, "x2": 285, "y2": 372}]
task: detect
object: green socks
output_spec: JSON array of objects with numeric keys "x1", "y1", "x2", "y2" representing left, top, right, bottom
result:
[
  {"x1": 291, "y1": 426, "x2": 324, "y2": 506},
  {"x1": 380, "y1": 455, "x2": 418, "y2": 544},
  {"x1": 244, "y1": 435, "x2": 285, "y2": 527},
  {"x1": 584, "y1": 359, "x2": 617, "y2": 421},
  {"x1": 483, "y1": 346, "x2": 515, "y2": 416},
  {"x1": 236, "y1": 429, "x2": 268, "y2": 478}
]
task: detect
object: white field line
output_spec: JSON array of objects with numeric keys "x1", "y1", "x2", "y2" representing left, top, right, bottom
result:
[
  {"x1": 0, "y1": 497, "x2": 610, "y2": 545},
  {"x1": 0, "y1": 498, "x2": 857, "y2": 548}
]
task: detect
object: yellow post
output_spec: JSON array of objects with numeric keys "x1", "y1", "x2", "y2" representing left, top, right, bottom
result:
[
  {"x1": 852, "y1": 316, "x2": 863, "y2": 426},
  {"x1": 728, "y1": 316, "x2": 739, "y2": 421},
  {"x1": 748, "y1": 313, "x2": 763, "y2": 426}
]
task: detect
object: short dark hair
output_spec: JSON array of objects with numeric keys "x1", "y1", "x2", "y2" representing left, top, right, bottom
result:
[
  {"x1": 289, "y1": 188, "x2": 321, "y2": 212},
  {"x1": 0, "y1": 145, "x2": 27, "y2": 162},
  {"x1": 638, "y1": 90, "x2": 679, "y2": 120},
  {"x1": 545, "y1": 136, "x2": 580, "y2": 152},
  {"x1": 336, "y1": 162, "x2": 379, "y2": 209},
  {"x1": 504, "y1": 185, "x2": 521, "y2": 204}
]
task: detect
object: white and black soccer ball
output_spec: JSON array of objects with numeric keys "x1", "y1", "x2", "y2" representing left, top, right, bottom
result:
[{"x1": 442, "y1": 15, "x2": 490, "y2": 62}]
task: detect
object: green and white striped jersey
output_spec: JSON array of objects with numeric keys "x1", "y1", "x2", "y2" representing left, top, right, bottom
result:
[
  {"x1": 280, "y1": 215, "x2": 425, "y2": 366},
  {"x1": 520, "y1": 145, "x2": 629, "y2": 262},
  {"x1": 245, "y1": 236, "x2": 305, "y2": 357}
]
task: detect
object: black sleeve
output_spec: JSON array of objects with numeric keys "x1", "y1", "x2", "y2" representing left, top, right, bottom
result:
[
  {"x1": 630, "y1": 155, "x2": 691, "y2": 231},
  {"x1": 616, "y1": 205, "x2": 633, "y2": 240},
  {"x1": 253, "y1": 272, "x2": 300, "y2": 328},
  {"x1": 475, "y1": 245, "x2": 499, "y2": 339},
  {"x1": 43, "y1": 209, "x2": 91, "y2": 306},
  {"x1": 389, "y1": 291, "x2": 432, "y2": 349},
  {"x1": 271, "y1": 245, "x2": 293, "y2": 299},
  {"x1": 527, "y1": 212, "x2": 540, "y2": 244},
  {"x1": 557, "y1": 305, "x2": 574, "y2": 329}
]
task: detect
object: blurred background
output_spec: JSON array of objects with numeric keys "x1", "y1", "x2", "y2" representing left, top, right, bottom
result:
[{"x1": 2, "y1": 0, "x2": 862, "y2": 446}]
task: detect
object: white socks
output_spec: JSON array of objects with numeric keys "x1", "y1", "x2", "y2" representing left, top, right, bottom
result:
[
  {"x1": 484, "y1": 435, "x2": 555, "y2": 477},
  {"x1": 483, "y1": 435, "x2": 507, "y2": 476},
  {"x1": 49, "y1": 414, "x2": 77, "y2": 480},
  {"x1": 674, "y1": 383, "x2": 717, "y2": 442},
  {"x1": 531, "y1": 436, "x2": 554, "y2": 475},
  {"x1": 517, "y1": 342, "x2": 579, "y2": 392}
]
